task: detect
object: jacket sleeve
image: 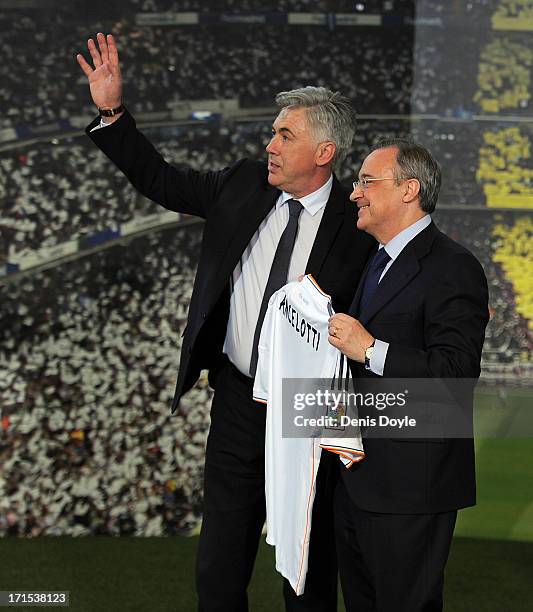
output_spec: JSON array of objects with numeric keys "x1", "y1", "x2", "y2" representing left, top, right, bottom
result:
[
  {"x1": 86, "y1": 109, "x2": 242, "y2": 219},
  {"x1": 383, "y1": 251, "x2": 489, "y2": 379}
]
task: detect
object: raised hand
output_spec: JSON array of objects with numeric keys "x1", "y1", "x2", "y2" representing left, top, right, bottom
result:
[{"x1": 77, "y1": 33, "x2": 123, "y2": 113}]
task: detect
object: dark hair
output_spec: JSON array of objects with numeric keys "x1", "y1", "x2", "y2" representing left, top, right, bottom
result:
[{"x1": 370, "y1": 138, "x2": 441, "y2": 213}]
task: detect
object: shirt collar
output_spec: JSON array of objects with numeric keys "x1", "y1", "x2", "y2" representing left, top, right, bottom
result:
[
  {"x1": 381, "y1": 215, "x2": 432, "y2": 260},
  {"x1": 276, "y1": 174, "x2": 333, "y2": 217}
]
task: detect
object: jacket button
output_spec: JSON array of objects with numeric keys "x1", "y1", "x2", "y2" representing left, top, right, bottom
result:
[{"x1": 202, "y1": 312, "x2": 207, "y2": 319}]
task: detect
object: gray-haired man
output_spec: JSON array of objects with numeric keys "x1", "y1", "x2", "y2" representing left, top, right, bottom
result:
[
  {"x1": 78, "y1": 33, "x2": 375, "y2": 611},
  {"x1": 328, "y1": 139, "x2": 488, "y2": 611}
]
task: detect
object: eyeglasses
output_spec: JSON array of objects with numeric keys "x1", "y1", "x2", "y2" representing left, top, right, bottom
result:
[{"x1": 352, "y1": 177, "x2": 401, "y2": 191}]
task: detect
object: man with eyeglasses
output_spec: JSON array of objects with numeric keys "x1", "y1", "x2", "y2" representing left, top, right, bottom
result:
[{"x1": 327, "y1": 139, "x2": 489, "y2": 611}]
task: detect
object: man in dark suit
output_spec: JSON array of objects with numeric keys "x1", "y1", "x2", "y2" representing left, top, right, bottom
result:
[
  {"x1": 328, "y1": 139, "x2": 489, "y2": 612},
  {"x1": 77, "y1": 33, "x2": 374, "y2": 611}
]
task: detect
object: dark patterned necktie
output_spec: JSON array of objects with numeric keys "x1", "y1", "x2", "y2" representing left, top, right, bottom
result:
[
  {"x1": 357, "y1": 247, "x2": 391, "y2": 316},
  {"x1": 249, "y1": 199, "x2": 304, "y2": 377}
]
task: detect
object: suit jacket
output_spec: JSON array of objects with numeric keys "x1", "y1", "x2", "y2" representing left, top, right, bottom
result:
[
  {"x1": 343, "y1": 221, "x2": 489, "y2": 514},
  {"x1": 87, "y1": 110, "x2": 375, "y2": 413}
]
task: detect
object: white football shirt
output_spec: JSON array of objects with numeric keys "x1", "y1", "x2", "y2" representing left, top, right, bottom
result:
[{"x1": 253, "y1": 275, "x2": 364, "y2": 596}]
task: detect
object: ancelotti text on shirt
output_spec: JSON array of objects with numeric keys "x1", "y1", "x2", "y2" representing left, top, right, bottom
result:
[{"x1": 279, "y1": 294, "x2": 321, "y2": 351}]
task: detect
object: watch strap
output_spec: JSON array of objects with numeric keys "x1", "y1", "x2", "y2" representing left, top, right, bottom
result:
[{"x1": 98, "y1": 104, "x2": 125, "y2": 117}]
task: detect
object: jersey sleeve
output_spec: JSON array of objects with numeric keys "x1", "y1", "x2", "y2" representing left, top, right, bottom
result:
[{"x1": 252, "y1": 292, "x2": 278, "y2": 404}]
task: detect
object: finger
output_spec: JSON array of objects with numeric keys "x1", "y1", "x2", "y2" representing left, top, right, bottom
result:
[
  {"x1": 76, "y1": 53, "x2": 93, "y2": 77},
  {"x1": 329, "y1": 325, "x2": 338, "y2": 337},
  {"x1": 87, "y1": 38, "x2": 103, "y2": 68},
  {"x1": 107, "y1": 34, "x2": 119, "y2": 67},
  {"x1": 97, "y1": 32, "x2": 109, "y2": 64},
  {"x1": 329, "y1": 314, "x2": 346, "y2": 328},
  {"x1": 328, "y1": 334, "x2": 342, "y2": 349},
  {"x1": 335, "y1": 313, "x2": 356, "y2": 323}
]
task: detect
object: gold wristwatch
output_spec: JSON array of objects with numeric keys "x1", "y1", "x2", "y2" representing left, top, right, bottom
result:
[{"x1": 364, "y1": 340, "x2": 375, "y2": 368}]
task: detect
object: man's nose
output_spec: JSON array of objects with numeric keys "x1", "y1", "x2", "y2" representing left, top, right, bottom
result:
[
  {"x1": 266, "y1": 136, "x2": 277, "y2": 154},
  {"x1": 350, "y1": 185, "x2": 363, "y2": 201}
]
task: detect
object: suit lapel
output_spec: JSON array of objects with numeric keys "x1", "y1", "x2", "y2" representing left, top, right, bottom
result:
[
  {"x1": 306, "y1": 177, "x2": 345, "y2": 277},
  {"x1": 359, "y1": 251, "x2": 420, "y2": 325},
  {"x1": 358, "y1": 222, "x2": 438, "y2": 326}
]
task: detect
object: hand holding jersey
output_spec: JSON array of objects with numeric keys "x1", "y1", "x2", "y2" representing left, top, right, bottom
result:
[{"x1": 328, "y1": 312, "x2": 374, "y2": 363}]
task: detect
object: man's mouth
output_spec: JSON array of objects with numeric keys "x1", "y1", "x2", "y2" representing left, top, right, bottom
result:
[
  {"x1": 358, "y1": 204, "x2": 369, "y2": 210},
  {"x1": 268, "y1": 159, "x2": 280, "y2": 171}
]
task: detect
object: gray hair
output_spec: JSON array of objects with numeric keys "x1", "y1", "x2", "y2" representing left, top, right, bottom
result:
[
  {"x1": 370, "y1": 138, "x2": 442, "y2": 213},
  {"x1": 275, "y1": 86, "x2": 356, "y2": 171}
]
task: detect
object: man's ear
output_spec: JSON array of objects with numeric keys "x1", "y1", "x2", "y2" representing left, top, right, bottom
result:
[
  {"x1": 316, "y1": 141, "x2": 336, "y2": 167},
  {"x1": 402, "y1": 178, "x2": 420, "y2": 203}
]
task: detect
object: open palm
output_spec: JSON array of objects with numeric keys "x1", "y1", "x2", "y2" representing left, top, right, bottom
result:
[{"x1": 77, "y1": 32, "x2": 122, "y2": 110}]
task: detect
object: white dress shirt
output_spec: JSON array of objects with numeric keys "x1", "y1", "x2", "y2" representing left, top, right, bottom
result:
[
  {"x1": 369, "y1": 214, "x2": 432, "y2": 376},
  {"x1": 224, "y1": 176, "x2": 332, "y2": 376}
]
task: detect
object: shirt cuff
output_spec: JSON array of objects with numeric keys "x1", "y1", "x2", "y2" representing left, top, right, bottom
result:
[
  {"x1": 367, "y1": 339, "x2": 388, "y2": 376},
  {"x1": 89, "y1": 118, "x2": 110, "y2": 132}
]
